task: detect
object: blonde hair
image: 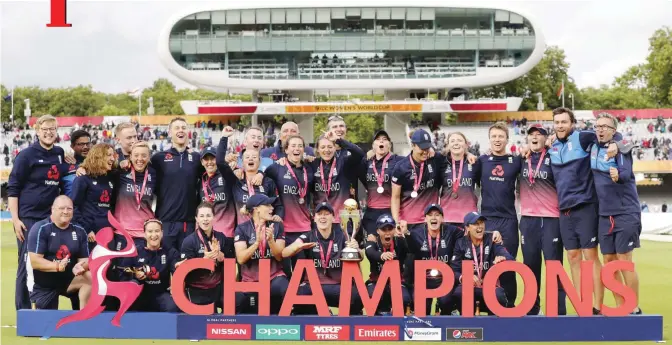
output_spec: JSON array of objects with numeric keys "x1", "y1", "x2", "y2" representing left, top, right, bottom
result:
[
  {"x1": 35, "y1": 115, "x2": 57, "y2": 129},
  {"x1": 80, "y1": 143, "x2": 117, "y2": 177},
  {"x1": 442, "y1": 131, "x2": 469, "y2": 155},
  {"x1": 488, "y1": 122, "x2": 509, "y2": 139},
  {"x1": 131, "y1": 141, "x2": 151, "y2": 154},
  {"x1": 314, "y1": 135, "x2": 335, "y2": 160},
  {"x1": 114, "y1": 122, "x2": 135, "y2": 137},
  {"x1": 282, "y1": 135, "x2": 305, "y2": 152}
]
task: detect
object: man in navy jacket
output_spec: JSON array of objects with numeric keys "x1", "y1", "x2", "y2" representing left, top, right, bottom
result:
[{"x1": 8, "y1": 115, "x2": 65, "y2": 310}]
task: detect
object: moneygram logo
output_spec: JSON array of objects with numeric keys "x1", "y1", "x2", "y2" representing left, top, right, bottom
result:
[
  {"x1": 206, "y1": 324, "x2": 251, "y2": 340},
  {"x1": 354, "y1": 325, "x2": 399, "y2": 341},
  {"x1": 256, "y1": 325, "x2": 300, "y2": 340},
  {"x1": 305, "y1": 325, "x2": 350, "y2": 341},
  {"x1": 446, "y1": 328, "x2": 484, "y2": 341},
  {"x1": 404, "y1": 328, "x2": 442, "y2": 341}
]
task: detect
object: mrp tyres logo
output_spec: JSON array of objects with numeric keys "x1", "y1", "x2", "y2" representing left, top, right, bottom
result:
[
  {"x1": 305, "y1": 325, "x2": 350, "y2": 341},
  {"x1": 446, "y1": 328, "x2": 484, "y2": 342}
]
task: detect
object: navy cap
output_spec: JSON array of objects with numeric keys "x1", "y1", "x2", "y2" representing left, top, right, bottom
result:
[
  {"x1": 376, "y1": 214, "x2": 396, "y2": 229},
  {"x1": 245, "y1": 194, "x2": 276, "y2": 210},
  {"x1": 424, "y1": 203, "x2": 443, "y2": 216},
  {"x1": 410, "y1": 129, "x2": 432, "y2": 150},
  {"x1": 314, "y1": 202, "x2": 334, "y2": 215},
  {"x1": 463, "y1": 211, "x2": 486, "y2": 226},
  {"x1": 373, "y1": 130, "x2": 391, "y2": 142},
  {"x1": 527, "y1": 124, "x2": 548, "y2": 136},
  {"x1": 200, "y1": 146, "x2": 216, "y2": 158}
]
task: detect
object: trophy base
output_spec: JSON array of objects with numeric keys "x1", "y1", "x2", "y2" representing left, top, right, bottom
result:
[{"x1": 340, "y1": 249, "x2": 363, "y2": 262}]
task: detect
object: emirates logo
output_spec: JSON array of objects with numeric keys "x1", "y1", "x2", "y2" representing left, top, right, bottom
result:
[{"x1": 491, "y1": 165, "x2": 504, "y2": 177}]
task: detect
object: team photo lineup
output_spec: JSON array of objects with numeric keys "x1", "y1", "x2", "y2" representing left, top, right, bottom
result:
[{"x1": 7, "y1": 107, "x2": 644, "y2": 318}]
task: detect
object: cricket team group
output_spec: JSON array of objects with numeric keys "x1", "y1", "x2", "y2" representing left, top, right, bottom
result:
[{"x1": 8, "y1": 107, "x2": 643, "y2": 316}]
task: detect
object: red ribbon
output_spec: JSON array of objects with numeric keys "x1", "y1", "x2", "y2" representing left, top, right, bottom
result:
[
  {"x1": 528, "y1": 149, "x2": 547, "y2": 185},
  {"x1": 372, "y1": 153, "x2": 392, "y2": 191}
]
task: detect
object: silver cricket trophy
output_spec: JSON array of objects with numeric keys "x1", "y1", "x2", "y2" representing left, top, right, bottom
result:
[{"x1": 340, "y1": 199, "x2": 363, "y2": 262}]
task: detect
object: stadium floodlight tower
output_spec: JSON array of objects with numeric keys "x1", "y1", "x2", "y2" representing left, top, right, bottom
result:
[{"x1": 158, "y1": 0, "x2": 545, "y2": 153}]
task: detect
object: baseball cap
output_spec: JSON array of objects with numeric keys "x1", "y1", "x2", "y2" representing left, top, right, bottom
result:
[
  {"x1": 424, "y1": 203, "x2": 443, "y2": 216},
  {"x1": 527, "y1": 124, "x2": 548, "y2": 136},
  {"x1": 463, "y1": 211, "x2": 486, "y2": 226},
  {"x1": 200, "y1": 146, "x2": 216, "y2": 158},
  {"x1": 245, "y1": 194, "x2": 276, "y2": 210},
  {"x1": 314, "y1": 202, "x2": 334, "y2": 215},
  {"x1": 376, "y1": 214, "x2": 396, "y2": 229},
  {"x1": 410, "y1": 129, "x2": 432, "y2": 150},
  {"x1": 373, "y1": 130, "x2": 391, "y2": 142}
]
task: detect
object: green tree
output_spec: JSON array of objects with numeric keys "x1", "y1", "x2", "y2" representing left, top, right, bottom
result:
[{"x1": 645, "y1": 27, "x2": 672, "y2": 106}]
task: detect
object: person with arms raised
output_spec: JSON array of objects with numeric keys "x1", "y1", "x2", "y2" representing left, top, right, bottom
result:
[
  {"x1": 217, "y1": 126, "x2": 281, "y2": 227},
  {"x1": 27, "y1": 196, "x2": 91, "y2": 310},
  {"x1": 234, "y1": 194, "x2": 287, "y2": 314},
  {"x1": 282, "y1": 202, "x2": 363, "y2": 315},
  {"x1": 151, "y1": 117, "x2": 203, "y2": 250},
  {"x1": 450, "y1": 212, "x2": 513, "y2": 315},
  {"x1": 477, "y1": 122, "x2": 522, "y2": 306},
  {"x1": 8, "y1": 115, "x2": 65, "y2": 310}
]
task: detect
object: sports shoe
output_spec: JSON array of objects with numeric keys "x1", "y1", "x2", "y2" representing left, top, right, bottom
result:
[
  {"x1": 592, "y1": 308, "x2": 602, "y2": 315},
  {"x1": 631, "y1": 308, "x2": 642, "y2": 315}
]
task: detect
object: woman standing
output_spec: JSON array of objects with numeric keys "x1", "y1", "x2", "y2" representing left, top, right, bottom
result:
[
  {"x1": 310, "y1": 131, "x2": 364, "y2": 224},
  {"x1": 114, "y1": 141, "x2": 157, "y2": 248},
  {"x1": 216, "y1": 127, "x2": 282, "y2": 226},
  {"x1": 359, "y1": 130, "x2": 403, "y2": 237},
  {"x1": 439, "y1": 132, "x2": 481, "y2": 227},
  {"x1": 180, "y1": 202, "x2": 233, "y2": 313},
  {"x1": 234, "y1": 194, "x2": 287, "y2": 314},
  {"x1": 264, "y1": 135, "x2": 314, "y2": 276},
  {"x1": 72, "y1": 143, "x2": 117, "y2": 243}
]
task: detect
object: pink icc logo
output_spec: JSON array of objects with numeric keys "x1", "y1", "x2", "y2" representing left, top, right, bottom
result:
[{"x1": 47, "y1": 0, "x2": 72, "y2": 27}]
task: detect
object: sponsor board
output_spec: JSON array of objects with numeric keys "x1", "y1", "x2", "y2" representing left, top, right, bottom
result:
[
  {"x1": 255, "y1": 324, "x2": 301, "y2": 340},
  {"x1": 403, "y1": 327, "x2": 442, "y2": 341},
  {"x1": 446, "y1": 328, "x2": 484, "y2": 341},
  {"x1": 206, "y1": 324, "x2": 252, "y2": 340},
  {"x1": 354, "y1": 325, "x2": 399, "y2": 341},
  {"x1": 305, "y1": 325, "x2": 350, "y2": 341}
]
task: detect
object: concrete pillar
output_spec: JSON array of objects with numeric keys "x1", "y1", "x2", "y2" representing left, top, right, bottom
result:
[
  {"x1": 384, "y1": 113, "x2": 412, "y2": 156},
  {"x1": 291, "y1": 90, "x2": 315, "y2": 102},
  {"x1": 296, "y1": 116, "x2": 314, "y2": 147}
]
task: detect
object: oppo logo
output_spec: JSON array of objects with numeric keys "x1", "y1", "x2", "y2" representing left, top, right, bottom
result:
[{"x1": 259, "y1": 329, "x2": 299, "y2": 335}]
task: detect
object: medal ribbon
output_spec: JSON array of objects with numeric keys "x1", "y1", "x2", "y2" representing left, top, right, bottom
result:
[
  {"x1": 246, "y1": 173, "x2": 256, "y2": 196},
  {"x1": 471, "y1": 242, "x2": 484, "y2": 280},
  {"x1": 427, "y1": 228, "x2": 441, "y2": 260},
  {"x1": 286, "y1": 164, "x2": 308, "y2": 201},
  {"x1": 452, "y1": 158, "x2": 464, "y2": 195},
  {"x1": 409, "y1": 155, "x2": 425, "y2": 195},
  {"x1": 316, "y1": 230, "x2": 334, "y2": 274},
  {"x1": 382, "y1": 238, "x2": 395, "y2": 253},
  {"x1": 527, "y1": 149, "x2": 547, "y2": 185},
  {"x1": 201, "y1": 173, "x2": 216, "y2": 203},
  {"x1": 131, "y1": 168, "x2": 149, "y2": 209},
  {"x1": 372, "y1": 153, "x2": 392, "y2": 191},
  {"x1": 256, "y1": 223, "x2": 267, "y2": 258},
  {"x1": 319, "y1": 158, "x2": 336, "y2": 198},
  {"x1": 196, "y1": 228, "x2": 212, "y2": 252}
]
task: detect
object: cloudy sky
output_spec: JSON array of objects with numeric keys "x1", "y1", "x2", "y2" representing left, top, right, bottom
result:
[{"x1": 1, "y1": 0, "x2": 671, "y2": 93}]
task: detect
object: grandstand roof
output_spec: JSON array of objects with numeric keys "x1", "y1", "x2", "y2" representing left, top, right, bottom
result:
[{"x1": 158, "y1": 1, "x2": 546, "y2": 90}]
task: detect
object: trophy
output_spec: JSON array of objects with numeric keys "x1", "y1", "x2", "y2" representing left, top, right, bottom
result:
[{"x1": 340, "y1": 198, "x2": 363, "y2": 262}]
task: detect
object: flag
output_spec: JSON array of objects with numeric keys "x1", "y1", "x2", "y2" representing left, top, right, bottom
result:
[
  {"x1": 3, "y1": 93, "x2": 11, "y2": 101},
  {"x1": 556, "y1": 81, "x2": 564, "y2": 99},
  {"x1": 126, "y1": 88, "x2": 141, "y2": 98}
]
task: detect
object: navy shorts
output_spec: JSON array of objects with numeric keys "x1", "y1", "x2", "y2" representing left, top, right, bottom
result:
[
  {"x1": 598, "y1": 213, "x2": 641, "y2": 255},
  {"x1": 559, "y1": 203, "x2": 598, "y2": 250},
  {"x1": 30, "y1": 285, "x2": 68, "y2": 310}
]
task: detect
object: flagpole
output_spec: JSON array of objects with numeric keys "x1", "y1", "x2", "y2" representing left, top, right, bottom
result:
[
  {"x1": 561, "y1": 80, "x2": 565, "y2": 108},
  {"x1": 11, "y1": 87, "x2": 14, "y2": 124}
]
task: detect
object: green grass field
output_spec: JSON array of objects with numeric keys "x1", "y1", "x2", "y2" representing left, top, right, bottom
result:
[{"x1": 1, "y1": 221, "x2": 670, "y2": 344}]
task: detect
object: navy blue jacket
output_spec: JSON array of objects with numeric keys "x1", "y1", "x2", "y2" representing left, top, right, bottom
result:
[
  {"x1": 450, "y1": 232, "x2": 513, "y2": 284},
  {"x1": 60, "y1": 154, "x2": 85, "y2": 199},
  {"x1": 151, "y1": 148, "x2": 204, "y2": 222},
  {"x1": 130, "y1": 246, "x2": 180, "y2": 295},
  {"x1": 71, "y1": 173, "x2": 115, "y2": 234},
  {"x1": 590, "y1": 142, "x2": 640, "y2": 216},
  {"x1": 7, "y1": 142, "x2": 65, "y2": 220}
]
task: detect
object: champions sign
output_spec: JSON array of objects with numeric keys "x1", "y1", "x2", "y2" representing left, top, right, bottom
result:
[{"x1": 57, "y1": 213, "x2": 638, "y2": 329}]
